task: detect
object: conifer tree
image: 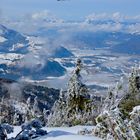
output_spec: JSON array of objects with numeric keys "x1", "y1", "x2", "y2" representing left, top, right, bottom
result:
[
  {"x1": 93, "y1": 66, "x2": 140, "y2": 140},
  {"x1": 32, "y1": 96, "x2": 40, "y2": 118},
  {"x1": 48, "y1": 59, "x2": 96, "y2": 126},
  {"x1": 119, "y1": 66, "x2": 140, "y2": 116},
  {"x1": 25, "y1": 97, "x2": 33, "y2": 121},
  {"x1": 129, "y1": 67, "x2": 139, "y2": 94}
]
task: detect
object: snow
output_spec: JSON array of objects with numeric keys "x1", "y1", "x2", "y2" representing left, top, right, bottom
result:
[
  {"x1": 0, "y1": 36, "x2": 7, "y2": 42},
  {"x1": 8, "y1": 126, "x2": 102, "y2": 140},
  {"x1": 10, "y1": 43, "x2": 24, "y2": 51},
  {"x1": 0, "y1": 53, "x2": 23, "y2": 60},
  {"x1": 0, "y1": 53, "x2": 24, "y2": 65},
  {"x1": 133, "y1": 105, "x2": 140, "y2": 110},
  {"x1": 35, "y1": 134, "x2": 100, "y2": 140},
  {"x1": 130, "y1": 105, "x2": 140, "y2": 114}
]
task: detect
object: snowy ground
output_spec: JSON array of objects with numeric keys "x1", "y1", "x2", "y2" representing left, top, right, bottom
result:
[{"x1": 8, "y1": 126, "x2": 102, "y2": 140}]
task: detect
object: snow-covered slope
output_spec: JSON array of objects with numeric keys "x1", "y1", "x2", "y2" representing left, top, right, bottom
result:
[
  {"x1": 0, "y1": 36, "x2": 7, "y2": 43},
  {"x1": 8, "y1": 126, "x2": 101, "y2": 140},
  {"x1": 0, "y1": 24, "x2": 29, "y2": 53},
  {"x1": 0, "y1": 24, "x2": 66, "y2": 79}
]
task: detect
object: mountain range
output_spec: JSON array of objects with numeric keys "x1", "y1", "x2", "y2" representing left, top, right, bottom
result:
[
  {"x1": 0, "y1": 23, "x2": 140, "y2": 92},
  {"x1": 0, "y1": 24, "x2": 72, "y2": 80}
]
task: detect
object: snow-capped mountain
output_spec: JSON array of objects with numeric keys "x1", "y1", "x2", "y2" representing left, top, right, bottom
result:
[
  {"x1": 0, "y1": 23, "x2": 140, "y2": 92},
  {"x1": 36, "y1": 27, "x2": 139, "y2": 91},
  {"x1": 51, "y1": 46, "x2": 74, "y2": 58},
  {"x1": 0, "y1": 24, "x2": 29, "y2": 53},
  {"x1": 0, "y1": 24, "x2": 67, "y2": 80}
]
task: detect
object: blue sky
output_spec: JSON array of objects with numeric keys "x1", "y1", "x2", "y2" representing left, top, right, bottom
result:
[{"x1": 1, "y1": 0, "x2": 140, "y2": 20}]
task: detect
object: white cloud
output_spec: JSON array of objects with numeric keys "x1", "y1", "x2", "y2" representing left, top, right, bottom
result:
[
  {"x1": 17, "y1": 37, "x2": 61, "y2": 71},
  {"x1": 18, "y1": 53, "x2": 44, "y2": 70},
  {"x1": 30, "y1": 10, "x2": 64, "y2": 24},
  {"x1": 85, "y1": 12, "x2": 140, "y2": 23},
  {"x1": 2, "y1": 11, "x2": 140, "y2": 35},
  {"x1": 85, "y1": 13, "x2": 108, "y2": 22},
  {"x1": 127, "y1": 23, "x2": 140, "y2": 34},
  {"x1": 112, "y1": 12, "x2": 124, "y2": 21}
]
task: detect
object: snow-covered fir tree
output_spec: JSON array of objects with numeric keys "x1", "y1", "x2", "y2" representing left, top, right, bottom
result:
[
  {"x1": 48, "y1": 59, "x2": 100, "y2": 126},
  {"x1": 25, "y1": 97, "x2": 33, "y2": 122},
  {"x1": 32, "y1": 96, "x2": 40, "y2": 117},
  {"x1": 119, "y1": 66, "x2": 140, "y2": 117},
  {"x1": 129, "y1": 66, "x2": 140, "y2": 93},
  {"x1": 0, "y1": 95, "x2": 43, "y2": 125},
  {"x1": 92, "y1": 66, "x2": 140, "y2": 140}
]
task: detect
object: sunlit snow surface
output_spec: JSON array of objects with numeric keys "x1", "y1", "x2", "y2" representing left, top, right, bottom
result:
[
  {"x1": 8, "y1": 126, "x2": 102, "y2": 140},
  {"x1": 0, "y1": 36, "x2": 7, "y2": 42}
]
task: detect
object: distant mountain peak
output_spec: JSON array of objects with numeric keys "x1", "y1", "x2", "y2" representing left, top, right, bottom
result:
[{"x1": 52, "y1": 46, "x2": 74, "y2": 58}]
